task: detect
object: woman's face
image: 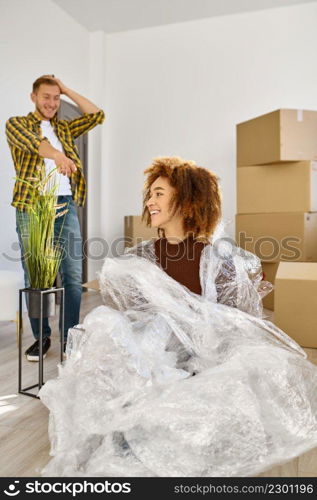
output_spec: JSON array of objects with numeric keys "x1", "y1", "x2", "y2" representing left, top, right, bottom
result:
[{"x1": 146, "y1": 176, "x2": 179, "y2": 229}]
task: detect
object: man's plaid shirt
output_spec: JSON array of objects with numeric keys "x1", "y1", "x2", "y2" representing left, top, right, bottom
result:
[{"x1": 6, "y1": 109, "x2": 105, "y2": 209}]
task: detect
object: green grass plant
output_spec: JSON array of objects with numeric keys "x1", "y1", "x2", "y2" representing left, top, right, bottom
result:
[{"x1": 16, "y1": 167, "x2": 68, "y2": 289}]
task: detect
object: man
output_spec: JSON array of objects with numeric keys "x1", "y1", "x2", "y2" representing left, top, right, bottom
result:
[{"x1": 6, "y1": 75, "x2": 105, "y2": 361}]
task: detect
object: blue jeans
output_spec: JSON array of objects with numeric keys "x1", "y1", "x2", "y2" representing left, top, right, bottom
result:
[{"x1": 16, "y1": 196, "x2": 82, "y2": 341}]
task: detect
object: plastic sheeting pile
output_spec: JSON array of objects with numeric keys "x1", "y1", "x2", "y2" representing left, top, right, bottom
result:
[{"x1": 39, "y1": 240, "x2": 317, "y2": 477}]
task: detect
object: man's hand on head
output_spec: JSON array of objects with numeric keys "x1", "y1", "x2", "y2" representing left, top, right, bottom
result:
[
  {"x1": 39, "y1": 74, "x2": 101, "y2": 114},
  {"x1": 43, "y1": 75, "x2": 68, "y2": 95}
]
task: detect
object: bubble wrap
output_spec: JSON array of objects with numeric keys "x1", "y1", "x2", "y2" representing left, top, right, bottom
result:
[{"x1": 39, "y1": 241, "x2": 317, "y2": 477}]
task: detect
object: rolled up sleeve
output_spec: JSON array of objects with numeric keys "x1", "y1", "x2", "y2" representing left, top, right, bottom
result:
[{"x1": 68, "y1": 110, "x2": 105, "y2": 139}]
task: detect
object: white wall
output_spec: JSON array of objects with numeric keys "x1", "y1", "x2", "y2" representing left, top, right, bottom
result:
[
  {"x1": 102, "y1": 1, "x2": 317, "y2": 254},
  {"x1": 0, "y1": 0, "x2": 95, "y2": 276},
  {"x1": 87, "y1": 31, "x2": 108, "y2": 280}
]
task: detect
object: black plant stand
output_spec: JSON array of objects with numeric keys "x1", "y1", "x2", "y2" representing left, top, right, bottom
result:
[{"x1": 18, "y1": 287, "x2": 65, "y2": 398}]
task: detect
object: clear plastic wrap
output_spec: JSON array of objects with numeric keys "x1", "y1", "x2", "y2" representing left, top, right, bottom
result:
[
  {"x1": 125, "y1": 237, "x2": 273, "y2": 318},
  {"x1": 39, "y1": 240, "x2": 317, "y2": 477}
]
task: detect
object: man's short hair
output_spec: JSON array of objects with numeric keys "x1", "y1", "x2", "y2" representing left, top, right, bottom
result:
[{"x1": 32, "y1": 75, "x2": 59, "y2": 93}]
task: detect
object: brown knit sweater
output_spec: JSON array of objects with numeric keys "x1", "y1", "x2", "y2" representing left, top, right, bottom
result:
[{"x1": 154, "y1": 237, "x2": 208, "y2": 295}]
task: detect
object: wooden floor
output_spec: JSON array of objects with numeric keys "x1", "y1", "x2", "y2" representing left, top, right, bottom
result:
[{"x1": 0, "y1": 292, "x2": 316, "y2": 477}]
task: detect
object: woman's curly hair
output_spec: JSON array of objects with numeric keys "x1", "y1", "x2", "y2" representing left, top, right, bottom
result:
[{"x1": 142, "y1": 156, "x2": 221, "y2": 240}]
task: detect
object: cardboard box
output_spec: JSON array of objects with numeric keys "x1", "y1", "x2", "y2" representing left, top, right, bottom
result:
[
  {"x1": 274, "y1": 262, "x2": 317, "y2": 348},
  {"x1": 237, "y1": 109, "x2": 317, "y2": 166},
  {"x1": 236, "y1": 212, "x2": 317, "y2": 262},
  {"x1": 83, "y1": 279, "x2": 99, "y2": 291},
  {"x1": 261, "y1": 262, "x2": 279, "y2": 311},
  {"x1": 124, "y1": 215, "x2": 157, "y2": 247},
  {"x1": 237, "y1": 161, "x2": 317, "y2": 214}
]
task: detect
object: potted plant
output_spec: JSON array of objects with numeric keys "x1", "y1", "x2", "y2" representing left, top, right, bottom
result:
[{"x1": 16, "y1": 167, "x2": 68, "y2": 318}]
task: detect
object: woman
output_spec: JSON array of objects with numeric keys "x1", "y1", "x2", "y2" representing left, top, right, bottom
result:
[{"x1": 40, "y1": 157, "x2": 317, "y2": 477}]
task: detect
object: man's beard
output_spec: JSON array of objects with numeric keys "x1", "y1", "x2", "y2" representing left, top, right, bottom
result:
[{"x1": 36, "y1": 105, "x2": 57, "y2": 119}]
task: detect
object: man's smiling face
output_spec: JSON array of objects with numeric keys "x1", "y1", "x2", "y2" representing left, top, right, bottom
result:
[{"x1": 31, "y1": 83, "x2": 61, "y2": 121}]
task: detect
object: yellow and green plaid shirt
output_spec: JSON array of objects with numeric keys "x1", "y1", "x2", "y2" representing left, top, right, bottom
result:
[{"x1": 6, "y1": 109, "x2": 105, "y2": 209}]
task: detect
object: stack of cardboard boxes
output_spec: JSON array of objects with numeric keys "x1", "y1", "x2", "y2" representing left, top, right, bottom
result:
[{"x1": 236, "y1": 109, "x2": 317, "y2": 347}]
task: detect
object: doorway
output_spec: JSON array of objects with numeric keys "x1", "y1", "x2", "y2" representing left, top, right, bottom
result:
[{"x1": 58, "y1": 100, "x2": 88, "y2": 284}]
